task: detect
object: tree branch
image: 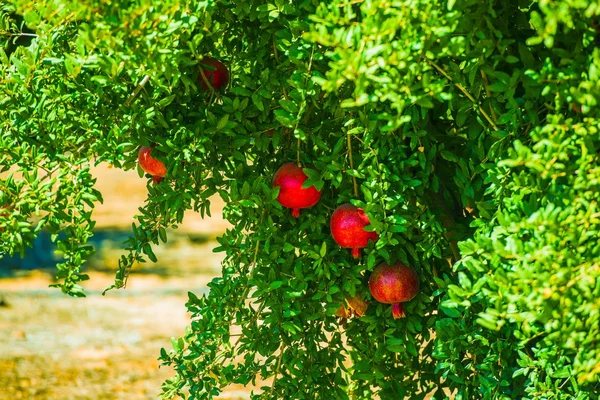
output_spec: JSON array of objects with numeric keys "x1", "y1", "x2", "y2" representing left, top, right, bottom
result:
[
  {"x1": 425, "y1": 58, "x2": 499, "y2": 131},
  {"x1": 125, "y1": 75, "x2": 150, "y2": 106}
]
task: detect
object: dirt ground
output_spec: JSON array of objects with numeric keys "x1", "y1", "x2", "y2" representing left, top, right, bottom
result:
[{"x1": 0, "y1": 165, "x2": 250, "y2": 400}]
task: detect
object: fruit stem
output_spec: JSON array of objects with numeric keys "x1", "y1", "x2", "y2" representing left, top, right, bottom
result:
[
  {"x1": 351, "y1": 247, "x2": 360, "y2": 258},
  {"x1": 291, "y1": 208, "x2": 300, "y2": 218},
  {"x1": 152, "y1": 175, "x2": 163, "y2": 185},
  {"x1": 347, "y1": 132, "x2": 358, "y2": 197},
  {"x1": 391, "y1": 303, "x2": 405, "y2": 319},
  {"x1": 297, "y1": 136, "x2": 301, "y2": 167}
]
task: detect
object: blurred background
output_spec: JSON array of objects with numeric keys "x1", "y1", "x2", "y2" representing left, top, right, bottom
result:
[{"x1": 0, "y1": 165, "x2": 249, "y2": 399}]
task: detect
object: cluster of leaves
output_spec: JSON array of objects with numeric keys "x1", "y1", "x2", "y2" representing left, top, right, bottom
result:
[{"x1": 1, "y1": 0, "x2": 598, "y2": 399}]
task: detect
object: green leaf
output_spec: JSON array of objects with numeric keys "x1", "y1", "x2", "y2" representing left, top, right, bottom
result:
[
  {"x1": 157, "y1": 94, "x2": 177, "y2": 108},
  {"x1": 252, "y1": 93, "x2": 265, "y2": 112},
  {"x1": 270, "y1": 281, "x2": 284, "y2": 289},
  {"x1": 217, "y1": 114, "x2": 229, "y2": 130}
]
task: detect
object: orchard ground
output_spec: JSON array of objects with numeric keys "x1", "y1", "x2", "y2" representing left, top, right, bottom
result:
[{"x1": 0, "y1": 165, "x2": 254, "y2": 400}]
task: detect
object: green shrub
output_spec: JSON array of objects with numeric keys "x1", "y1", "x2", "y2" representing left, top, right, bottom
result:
[{"x1": 1, "y1": 0, "x2": 598, "y2": 398}]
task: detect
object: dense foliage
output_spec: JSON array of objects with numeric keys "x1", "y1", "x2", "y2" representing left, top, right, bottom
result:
[{"x1": 1, "y1": 0, "x2": 599, "y2": 398}]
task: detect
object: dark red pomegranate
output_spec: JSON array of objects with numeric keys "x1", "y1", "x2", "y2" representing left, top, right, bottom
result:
[
  {"x1": 138, "y1": 146, "x2": 167, "y2": 184},
  {"x1": 198, "y1": 57, "x2": 229, "y2": 91},
  {"x1": 330, "y1": 203, "x2": 379, "y2": 258},
  {"x1": 272, "y1": 163, "x2": 322, "y2": 217},
  {"x1": 369, "y1": 262, "x2": 419, "y2": 319}
]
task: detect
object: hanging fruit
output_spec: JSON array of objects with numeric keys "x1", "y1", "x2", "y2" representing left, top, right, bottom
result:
[
  {"x1": 272, "y1": 163, "x2": 322, "y2": 217},
  {"x1": 198, "y1": 57, "x2": 229, "y2": 91},
  {"x1": 369, "y1": 262, "x2": 419, "y2": 319},
  {"x1": 330, "y1": 203, "x2": 378, "y2": 258},
  {"x1": 138, "y1": 146, "x2": 167, "y2": 184}
]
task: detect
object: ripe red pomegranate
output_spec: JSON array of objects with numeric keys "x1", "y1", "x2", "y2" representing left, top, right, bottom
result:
[
  {"x1": 138, "y1": 146, "x2": 167, "y2": 184},
  {"x1": 198, "y1": 57, "x2": 229, "y2": 91},
  {"x1": 330, "y1": 203, "x2": 378, "y2": 258},
  {"x1": 272, "y1": 163, "x2": 322, "y2": 218},
  {"x1": 369, "y1": 262, "x2": 419, "y2": 319}
]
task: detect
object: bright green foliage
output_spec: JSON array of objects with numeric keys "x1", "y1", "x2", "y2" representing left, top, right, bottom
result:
[{"x1": 1, "y1": 0, "x2": 599, "y2": 399}]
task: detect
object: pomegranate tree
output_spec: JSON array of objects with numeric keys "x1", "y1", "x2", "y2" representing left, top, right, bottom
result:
[
  {"x1": 330, "y1": 203, "x2": 378, "y2": 258},
  {"x1": 272, "y1": 163, "x2": 322, "y2": 217},
  {"x1": 138, "y1": 146, "x2": 167, "y2": 184},
  {"x1": 369, "y1": 262, "x2": 420, "y2": 319},
  {"x1": 198, "y1": 57, "x2": 229, "y2": 91}
]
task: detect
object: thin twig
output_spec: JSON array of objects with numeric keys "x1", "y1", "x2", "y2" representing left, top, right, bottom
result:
[
  {"x1": 354, "y1": 135, "x2": 388, "y2": 235},
  {"x1": 198, "y1": 63, "x2": 217, "y2": 94},
  {"x1": 239, "y1": 239, "x2": 259, "y2": 294},
  {"x1": 217, "y1": 211, "x2": 267, "y2": 362},
  {"x1": 347, "y1": 133, "x2": 359, "y2": 197},
  {"x1": 240, "y1": 210, "x2": 266, "y2": 300},
  {"x1": 428, "y1": 190, "x2": 461, "y2": 262},
  {"x1": 272, "y1": 39, "x2": 289, "y2": 100},
  {"x1": 125, "y1": 75, "x2": 150, "y2": 106},
  {"x1": 0, "y1": 31, "x2": 38, "y2": 38},
  {"x1": 425, "y1": 59, "x2": 499, "y2": 131},
  {"x1": 294, "y1": 45, "x2": 316, "y2": 167},
  {"x1": 480, "y1": 70, "x2": 497, "y2": 122},
  {"x1": 273, "y1": 37, "x2": 295, "y2": 160},
  {"x1": 269, "y1": 344, "x2": 286, "y2": 397}
]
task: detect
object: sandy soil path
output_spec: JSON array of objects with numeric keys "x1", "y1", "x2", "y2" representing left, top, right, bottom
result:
[{"x1": 0, "y1": 165, "x2": 250, "y2": 400}]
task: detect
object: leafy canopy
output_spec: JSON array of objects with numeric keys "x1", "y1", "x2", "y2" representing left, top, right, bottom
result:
[{"x1": 0, "y1": 0, "x2": 599, "y2": 399}]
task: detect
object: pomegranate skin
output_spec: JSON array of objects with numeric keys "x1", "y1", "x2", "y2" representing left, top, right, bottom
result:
[
  {"x1": 272, "y1": 163, "x2": 322, "y2": 217},
  {"x1": 369, "y1": 262, "x2": 419, "y2": 319},
  {"x1": 138, "y1": 146, "x2": 167, "y2": 184},
  {"x1": 198, "y1": 57, "x2": 229, "y2": 91},
  {"x1": 330, "y1": 203, "x2": 379, "y2": 258}
]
